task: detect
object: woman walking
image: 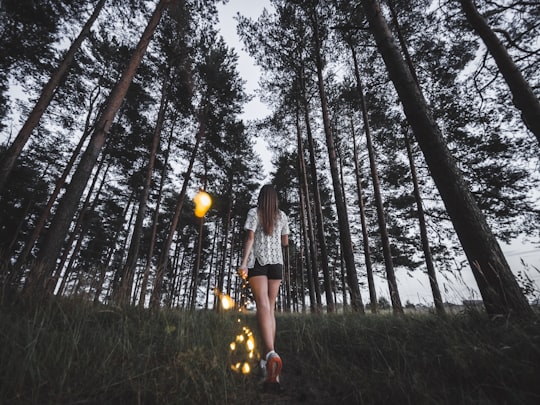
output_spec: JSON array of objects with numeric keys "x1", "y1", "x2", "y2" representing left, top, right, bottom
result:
[{"x1": 238, "y1": 184, "x2": 289, "y2": 385}]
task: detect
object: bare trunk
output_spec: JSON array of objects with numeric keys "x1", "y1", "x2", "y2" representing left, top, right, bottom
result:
[
  {"x1": 311, "y1": 11, "x2": 364, "y2": 312},
  {"x1": 116, "y1": 76, "x2": 169, "y2": 306},
  {"x1": 296, "y1": 104, "x2": 320, "y2": 312},
  {"x1": 350, "y1": 40, "x2": 403, "y2": 314},
  {"x1": 190, "y1": 160, "x2": 208, "y2": 310},
  {"x1": 350, "y1": 117, "x2": 377, "y2": 313},
  {"x1": 150, "y1": 106, "x2": 206, "y2": 309},
  {"x1": 220, "y1": 178, "x2": 234, "y2": 296},
  {"x1": 386, "y1": 1, "x2": 443, "y2": 313},
  {"x1": 190, "y1": 217, "x2": 204, "y2": 310},
  {"x1": 205, "y1": 221, "x2": 220, "y2": 309},
  {"x1": 93, "y1": 194, "x2": 134, "y2": 303},
  {"x1": 403, "y1": 128, "x2": 445, "y2": 314},
  {"x1": 50, "y1": 156, "x2": 110, "y2": 294},
  {"x1": 298, "y1": 100, "x2": 324, "y2": 310},
  {"x1": 299, "y1": 183, "x2": 316, "y2": 312}
]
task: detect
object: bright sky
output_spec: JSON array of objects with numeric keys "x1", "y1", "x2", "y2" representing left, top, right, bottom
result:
[
  {"x1": 216, "y1": 0, "x2": 273, "y2": 178},
  {"x1": 216, "y1": 0, "x2": 272, "y2": 120}
]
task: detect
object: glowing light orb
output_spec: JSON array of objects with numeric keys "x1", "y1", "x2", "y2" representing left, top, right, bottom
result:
[
  {"x1": 193, "y1": 189, "x2": 212, "y2": 217},
  {"x1": 221, "y1": 294, "x2": 234, "y2": 310},
  {"x1": 247, "y1": 336, "x2": 255, "y2": 351},
  {"x1": 213, "y1": 288, "x2": 235, "y2": 311},
  {"x1": 229, "y1": 323, "x2": 258, "y2": 375}
]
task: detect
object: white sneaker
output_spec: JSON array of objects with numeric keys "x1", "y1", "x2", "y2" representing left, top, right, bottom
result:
[{"x1": 259, "y1": 358, "x2": 267, "y2": 378}]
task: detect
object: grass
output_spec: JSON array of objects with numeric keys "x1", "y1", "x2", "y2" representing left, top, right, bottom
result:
[{"x1": 1, "y1": 296, "x2": 539, "y2": 404}]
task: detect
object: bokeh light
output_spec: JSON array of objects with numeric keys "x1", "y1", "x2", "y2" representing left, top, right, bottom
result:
[
  {"x1": 193, "y1": 189, "x2": 212, "y2": 217},
  {"x1": 229, "y1": 321, "x2": 258, "y2": 375}
]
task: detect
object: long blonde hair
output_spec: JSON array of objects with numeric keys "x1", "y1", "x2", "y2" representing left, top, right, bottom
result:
[{"x1": 257, "y1": 185, "x2": 279, "y2": 235}]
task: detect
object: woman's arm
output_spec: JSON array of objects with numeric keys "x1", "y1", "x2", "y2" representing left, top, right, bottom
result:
[
  {"x1": 281, "y1": 234, "x2": 288, "y2": 247},
  {"x1": 238, "y1": 230, "x2": 255, "y2": 278}
]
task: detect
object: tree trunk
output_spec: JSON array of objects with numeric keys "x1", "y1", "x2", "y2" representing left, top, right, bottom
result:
[
  {"x1": 298, "y1": 97, "x2": 324, "y2": 311},
  {"x1": 403, "y1": 127, "x2": 445, "y2": 314},
  {"x1": 213, "y1": 223, "x2": 224, "y2": 310},
  {"x1": 93, "y1": 194, "x2": 134, "y2": 303},
  {"x1": 220, "y1": 177, "x2": 234, "y2": 296},
  {"x1": 295, "y1": 103, "x2": 320, "y2": 312},
  {"x1": 138, "y1": 121, "x2": 175, "y2": 307},
  {"x1": 310, "y1": 11, "x2": 364, "y2": 312},
  {"x1": 190, "y1": 158, "x2": 208, "y2": 310},
  {"x1": 386, "y1": 0, "x2": 443, "y2": 314},
  {"x1": 205, "y1": 221, "x2": 220, "y2": 309},
  {"x1": 298, "y1": 181, "x2": 316, "y2": 312},
  {"x1": 360, "y1": 0, "x2": 532, "y2": 316},
  {"x1": 150, "y1": 106, "x2": 207, "y2": 309},
  {"x1": 386, "y1": 0, "x2": 419, "y2": 85},
  {"x1": 50, "y1": 156, "x2": 110, "y2": 294},
  {"x1": 165, "y1": 239, "x2": 180, "y2": 308},
  {"x1": 350, "y1": 39, "x2": 398, "y2": 313},
  {"x1": 190, "y1": 216, "x2": 205, "y2": 310},
  {"x1": 0, "y1": 0, "x2": 108, "y2": 193},
  {"x1": 459, "y1": 0, "x2": 540, "y2": 143},
  {"x1": 283, "y1": 244, "x2": 291, "y2": 312},
  {"x1": 110, "y1": 202, "x2": 138, "y2": 299},
  {"x1": 57, "y1": 162, "x2": 110, "y2": 296},
  {"x1": 116, "y1": 75, "x2": 169, "y2": 306},
  {"x1": 350, "y1": 116, "x2": 377, "y2": 313},
  {"x1": 34, "y1": 0, "x2": 170, "y2": 291},
  {"x1": 339, "y1": 246, "x2": 348, "y2": 308},
  {"x1": 15, "y1": 85, "x2": 101, "y2": 268}
]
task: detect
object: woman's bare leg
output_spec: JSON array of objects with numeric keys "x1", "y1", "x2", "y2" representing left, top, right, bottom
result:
[
  {"x1": 250, "y1": 276, "x2": 281, "y2": 355},
  {"x1": 267, "y1": 279, "x2": 281, "y2": 346}
]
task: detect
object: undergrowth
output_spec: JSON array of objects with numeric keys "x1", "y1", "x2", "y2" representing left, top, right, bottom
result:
[{"x1": 1, "y1": 296, "x2": 539, "y2": 404}]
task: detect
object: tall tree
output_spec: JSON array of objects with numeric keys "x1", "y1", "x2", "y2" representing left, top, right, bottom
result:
[
  {"x1": 14, "y1": 84, "x2": 102, "y2": 268},
  {"x1": 384, "y1": 0, "x2": 444, "y2": 314},
  {"x1": 30, "y1": 0, "x2": 171, "y2": 293},
  {"x1": 305, "y1": 2, "x2": 364, "y2": 312},
  {"x1": 299, "y1": 68, "x2": 333, "y2": 312},
  {"x1": 349, "y1": 116, "x2": 377, "y2": 313},
  {"x1": 0, "y1": 0, "x2": 108, "y2": 193},
  {"x1": 458, "y1": 0, "x2": 540, "y2": 144},
  {"x1": 115, "y1": 75, "x2": 170, "y2": 305},
  {"x1": 150, "y1": 107, "x2": 205, "y2": 308},
  {"x1": 360, "y1": 0, "x2": 531, "y2": 316},
  {"x1": 346, "y1": 35, "x2": 403, "y2": 314},
  {"x1": 402, "y1": 125, "x2": 444, "y2": 314}
]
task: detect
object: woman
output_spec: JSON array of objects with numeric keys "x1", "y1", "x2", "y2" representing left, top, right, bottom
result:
[{"x1": 238, "y1": 184, "x2": 289, "y2": 384}]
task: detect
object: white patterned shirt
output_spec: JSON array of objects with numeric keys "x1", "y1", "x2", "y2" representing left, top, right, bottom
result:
[{"x1": 244, "y1": 207, "x2": 289, "y2": 267}]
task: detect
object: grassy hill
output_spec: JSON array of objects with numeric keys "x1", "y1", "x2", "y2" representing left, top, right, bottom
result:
[{"x1": 1, "y1": 296, "x2": 539, "y2": 404}]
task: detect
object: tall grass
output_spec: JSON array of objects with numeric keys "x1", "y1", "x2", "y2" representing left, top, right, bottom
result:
[{"x1": 1, "y1": 296, "x2": 539, "y2": 404}]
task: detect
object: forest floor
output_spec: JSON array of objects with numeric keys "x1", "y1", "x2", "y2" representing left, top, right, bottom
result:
[{"x1": 1, "y1": 294, "x2": 539, "y2": 404}]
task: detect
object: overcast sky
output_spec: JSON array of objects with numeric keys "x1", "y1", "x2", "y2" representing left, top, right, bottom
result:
[
  {"x1": 216, "y1": 0, "x2": 275, "y2": 179},
  {"x1": 216, "y1": 0, "x2": 272, "y2": 121}
]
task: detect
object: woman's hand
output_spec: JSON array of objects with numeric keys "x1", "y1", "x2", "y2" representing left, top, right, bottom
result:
[{"x1": 238, "y1": 265, "x2": 248, "y2": 279}]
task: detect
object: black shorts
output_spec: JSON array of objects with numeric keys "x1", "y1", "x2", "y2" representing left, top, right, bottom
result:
[{"x1": 248, "y1": 260, "x2": 283, "y2": 280}]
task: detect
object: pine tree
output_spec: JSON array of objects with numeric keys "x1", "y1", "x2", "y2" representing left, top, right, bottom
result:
[
  {"x1": 30, "y1": 0, "x2": 172, "y2": 294},
  {"x1": 359, "y1": 0, "x2": 531, "y2": 316},
  {"x1": 0, "y1": 0, "x2": 108, "y2": 193}
]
